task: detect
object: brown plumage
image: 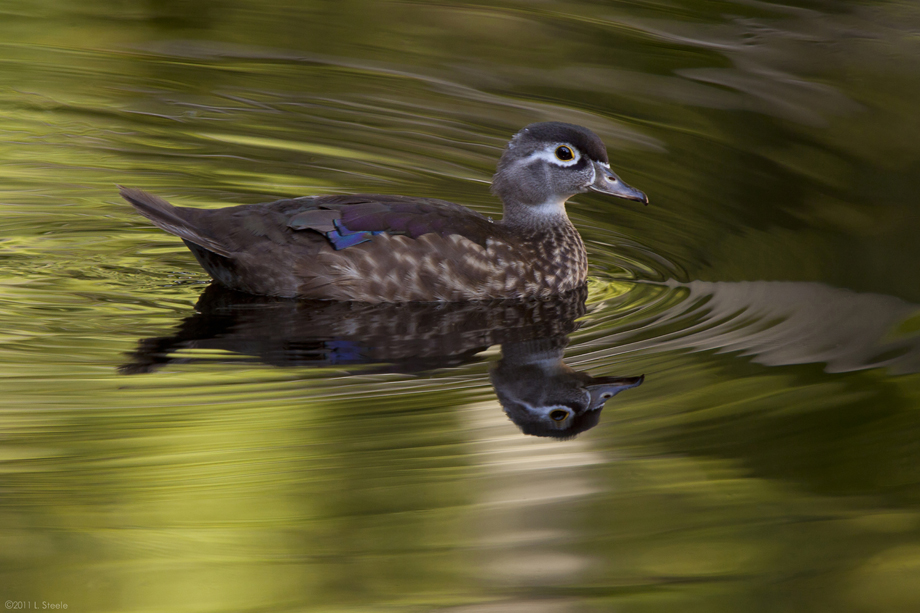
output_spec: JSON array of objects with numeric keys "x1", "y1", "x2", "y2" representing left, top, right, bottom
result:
[{"x1": 122, "y1": 122, "x2": 647, "y2": 302}]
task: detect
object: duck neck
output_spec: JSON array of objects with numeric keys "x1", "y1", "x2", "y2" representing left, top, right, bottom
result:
[
  {"x1": 498, "y1": 197, "x2": 572, "y2": 233},
  {"x1": 498, "y1": 197, "x2": 589, "y2": 291}
]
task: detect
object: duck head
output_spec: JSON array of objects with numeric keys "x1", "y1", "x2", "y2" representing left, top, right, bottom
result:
[{"x1": 491, "y1": 121, "x2": 648, "y2": 227}]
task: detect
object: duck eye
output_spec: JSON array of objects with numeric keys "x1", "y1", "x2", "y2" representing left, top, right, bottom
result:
[
  {"x1": 554, "y1": 146, "x2": 574, "y2": 162},
  {"x1": 549, "y1": 409, "x2": 569, "y2": 422}
]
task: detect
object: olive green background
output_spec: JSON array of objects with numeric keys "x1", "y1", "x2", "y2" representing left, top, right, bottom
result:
[{"x1": 1, "y1": 0, "x2": 920, "y2": 611}]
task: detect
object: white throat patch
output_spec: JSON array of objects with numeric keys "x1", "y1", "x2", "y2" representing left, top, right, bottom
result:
[{"x1": 528, "y1": 196, "x2": 569, "y2": 218}]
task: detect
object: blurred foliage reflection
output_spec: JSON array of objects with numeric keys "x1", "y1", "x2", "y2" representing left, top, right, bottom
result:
[{"x1": 1, "y1": 0, "x2": 920, "y2": 611}]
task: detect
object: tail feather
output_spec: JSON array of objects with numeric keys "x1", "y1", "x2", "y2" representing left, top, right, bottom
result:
[{"x1": 119, "y1": 186, "x2": 233, "y2": 257}]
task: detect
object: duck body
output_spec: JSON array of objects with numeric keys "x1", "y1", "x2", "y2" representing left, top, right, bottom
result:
[{"x1": 122, "y1": 122, "x2": 647, "y2": 302}]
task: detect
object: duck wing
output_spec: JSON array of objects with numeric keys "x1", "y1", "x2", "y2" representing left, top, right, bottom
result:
[
  {"x1": 121, "y1": 188, "x2": 499, "y2": 254},
  {"x1": 284, "y1": 194, "x2": 497, "y2": 250}
]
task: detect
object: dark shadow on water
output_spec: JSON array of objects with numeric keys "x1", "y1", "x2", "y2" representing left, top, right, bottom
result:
[{"x1": 121, "y1": 283, "x2": 644, "y2": 438}]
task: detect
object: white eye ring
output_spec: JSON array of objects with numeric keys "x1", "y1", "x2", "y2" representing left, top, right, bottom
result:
[
  {"x1": 549, "y1": 408, "x2": 571, "y2": 422},
  {"x1": 518, "y1": 145, "x2": 582, "y2": 168},
  {"x1": 549, "y1": 143, "x2": 580, "y2": 166},
  {"x1": 555, "y1": 145, "x2": 575, "y2": 162}
]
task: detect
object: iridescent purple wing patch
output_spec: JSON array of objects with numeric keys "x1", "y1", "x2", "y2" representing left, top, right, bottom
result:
[{"x1": 325, "y1": 218, "x2": 385, "y2": 250}]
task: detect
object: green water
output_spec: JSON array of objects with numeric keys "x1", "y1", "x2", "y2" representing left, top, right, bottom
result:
[{"x1": 2, "y1": 0, "x2": 920, "y2": 611}]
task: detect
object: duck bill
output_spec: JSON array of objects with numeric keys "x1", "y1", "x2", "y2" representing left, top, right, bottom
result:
[
  {"x1": 586, "y1": 374, "x2": 645, "y2": 409},
  {"x1": 589, "y1": 161, "x2": 648, "y2": 204}
]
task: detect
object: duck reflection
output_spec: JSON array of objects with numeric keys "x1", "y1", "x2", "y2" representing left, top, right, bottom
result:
[
  {"x1": 121, "y1": 284, "x2": 644, "y2": 437},
  {"x1": 492, "y1": 338, "x2": 643, "y2": 438}
]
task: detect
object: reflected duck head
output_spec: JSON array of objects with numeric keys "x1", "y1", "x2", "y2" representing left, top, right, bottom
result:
[{"x1": 490, "y1": 339, "x2": 644, "y2": 438}]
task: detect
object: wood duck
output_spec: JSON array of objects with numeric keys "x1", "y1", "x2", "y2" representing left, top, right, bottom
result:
[{"x1": 121, "y1": 122, "x2": 648, "y2": 302}]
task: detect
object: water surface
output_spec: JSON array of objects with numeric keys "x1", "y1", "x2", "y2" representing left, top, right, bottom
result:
[{"x1": 2, "y1": 0, "x2": 920, "y2": 611}]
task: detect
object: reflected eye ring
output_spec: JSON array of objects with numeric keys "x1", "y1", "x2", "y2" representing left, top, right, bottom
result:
[
  {"x1": 554, "y1": 146, "x2": 574, "y2": 162},
  {"x1": 549, "y1": 409, "x2": 570, "y2": 422}
]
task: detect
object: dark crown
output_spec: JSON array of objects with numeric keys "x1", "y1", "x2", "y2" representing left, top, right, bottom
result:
[{"x1": 507, "y1": 122, "x2": 610, "y2": 164}]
